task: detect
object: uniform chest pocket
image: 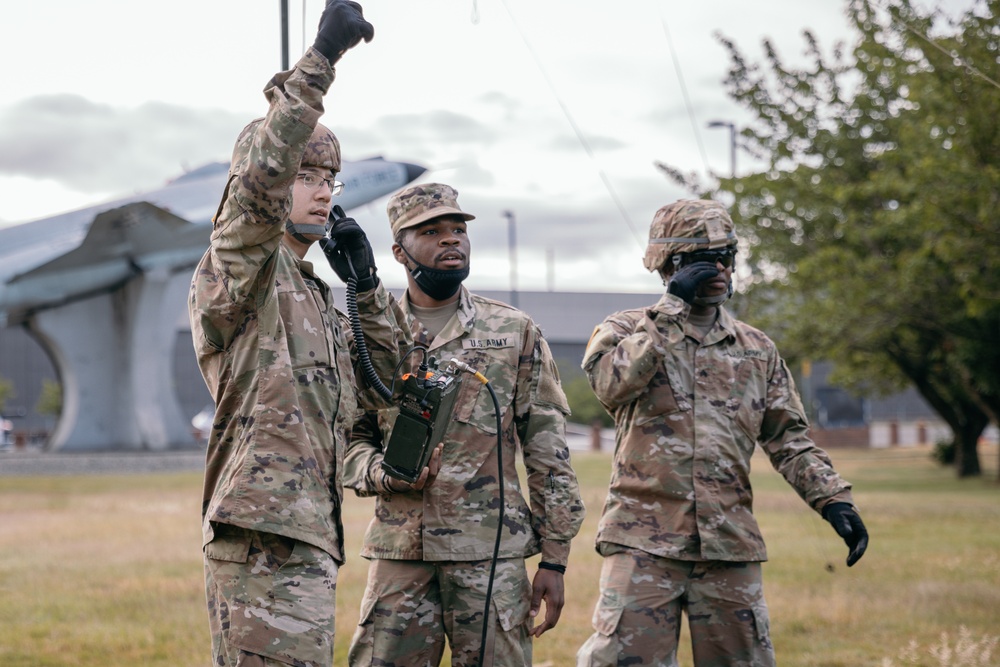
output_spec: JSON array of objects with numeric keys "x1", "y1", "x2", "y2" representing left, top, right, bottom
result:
[
  {"x1": 276, "y1": 286, "x2": 334, "y2": 370},
  {"x1": 633, "y1": 369, "x2": 687, "y2": 426},
  {"x1": 453, "y1": 351, "x2": 516, "y2": 436},
  {"x1": 725, "y1": 357, "x2": 768, "y2": 440}
]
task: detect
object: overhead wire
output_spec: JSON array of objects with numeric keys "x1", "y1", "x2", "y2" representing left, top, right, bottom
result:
[
  {"x1": 499, "y1": 0, "x2": 645, "y2": 250},
  {"x1": 659, "y1": 12, "x2": 713, "y2": 177}
]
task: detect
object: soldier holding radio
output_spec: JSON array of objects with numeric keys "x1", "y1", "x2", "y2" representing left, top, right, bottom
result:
[{"x1": 344, "y1": 183, "x2": 585, "y2": 667}]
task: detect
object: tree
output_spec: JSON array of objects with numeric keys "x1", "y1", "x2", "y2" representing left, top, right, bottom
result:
[
  {"x1": 0, "y1": 376, "x2": 13, "y2": 415},
  {"x1": 562, "y1": 375, "x2": 614, "y2": 429},
  {"x1": 35, "y1": 379, "x2": 62, "y2": 420},
  {"x1": 658, "y1": 0, "x2": 1000, "y2": 477}
]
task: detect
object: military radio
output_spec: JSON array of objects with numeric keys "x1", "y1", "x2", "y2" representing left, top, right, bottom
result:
[
  {"x1": 381, "y1": 360, "x2": 464, "y2": 484},
  {"x1": 332, "y1": 231, "x2": 502, "y2": 667}
]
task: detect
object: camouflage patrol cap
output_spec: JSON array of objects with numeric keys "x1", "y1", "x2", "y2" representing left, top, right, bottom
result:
[
  {"x1": 228, "y1": 118, "x2": 341, "y2": 177},
  {"x1": 643, "y1": 199, "x2": 737, "y2": 272},
  {"x1": 387, "y1": 183, "x2": 475, "y2": 237}
]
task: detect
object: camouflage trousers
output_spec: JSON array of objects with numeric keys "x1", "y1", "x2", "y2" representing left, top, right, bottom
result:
[
  {"x1": 204, "y1": 525, "x2": 339, "y2": 667},
  {"x1": 348, "y1": 557, "x2": 532, "y2": 667},
  {"x1": 576, "y1": 549, "x2": 774, "y2": 667}
]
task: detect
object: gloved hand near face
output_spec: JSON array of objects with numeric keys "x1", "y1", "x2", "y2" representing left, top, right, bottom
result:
[
  {"x1": 667, "y1": 262, "x2": 720, "y2": 304},
  {"x1": 320, "y1": 205, "x2": 379, "y2": 292}
]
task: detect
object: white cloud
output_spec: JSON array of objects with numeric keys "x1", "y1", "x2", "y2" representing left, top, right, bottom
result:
[
  {"x1": 2, "y1": 0, "x2": 894, "y2": 290},
  {"x1": 0, "y1": 95, "x2": 249, "y2": 192}
]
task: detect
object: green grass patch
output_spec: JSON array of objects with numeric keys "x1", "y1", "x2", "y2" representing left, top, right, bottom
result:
[{"x1": 0, "y1": 445, "x2": 997, "y2": 666}]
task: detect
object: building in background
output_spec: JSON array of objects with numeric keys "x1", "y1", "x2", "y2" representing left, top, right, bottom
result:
[{"x1": 3, "y1": 287, "x2": 987, "y2": 451}]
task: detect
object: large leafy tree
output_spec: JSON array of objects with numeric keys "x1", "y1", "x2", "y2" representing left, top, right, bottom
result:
[{"x1": 659, "y1": 0, "x2": 1000, "y2": 477}]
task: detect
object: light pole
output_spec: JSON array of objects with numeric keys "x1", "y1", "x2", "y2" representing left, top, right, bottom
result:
[
  {"x1": 279, "y1": 0, "x2": 289, "y2": 70},
  {"x1": 707, "y1": 120, "x2": 736, "y2": 179},
  {"x1": 502, "y1": 210, "x2": 518, "y2": 308}
]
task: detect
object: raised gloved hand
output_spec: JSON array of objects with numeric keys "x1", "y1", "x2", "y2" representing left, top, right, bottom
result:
[
  {"x1": 320, "y1": 206, "x2": 379, "y2": 292},
  {"x1": 822, "y1": 502, "x2": 869, "y2": 567},
  {"x1": 667, "y1": 262, "x2": 719, "y2": 304},
  {"x1": 313, "y1": 0, "x2": 374, "y2": 64}
]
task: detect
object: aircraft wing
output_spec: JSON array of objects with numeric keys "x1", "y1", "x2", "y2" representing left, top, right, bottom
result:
[
  {"x1": 2, "y1": 202, "x2": 207, "y2": 318},
  {"x1": 10, "y1": 201, "x2": 205, "y2": 278},
  {"x1": 0, "y1": 157, "x2": 425, "y2": 321}
]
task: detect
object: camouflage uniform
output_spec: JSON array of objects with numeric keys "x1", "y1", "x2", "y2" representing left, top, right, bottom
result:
[
  {"x1": 344, "y1": 285, "x2": 585, "y2": 667},
  {"x1": 577, "y1": 202, "x2": 855, "y2": 666},
  {"x1": 189, "y1": 47, "x2": 404, "y2": 667}
]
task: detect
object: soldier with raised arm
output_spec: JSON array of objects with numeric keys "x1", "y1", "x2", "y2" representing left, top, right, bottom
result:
[{"x1": 188, "y1": 3, "x2": 408, "y2": 665}]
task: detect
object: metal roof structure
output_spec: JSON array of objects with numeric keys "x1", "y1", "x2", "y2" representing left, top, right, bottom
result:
[{"x1": 0, "y1": 158, "x2": 425, "y2": 451}]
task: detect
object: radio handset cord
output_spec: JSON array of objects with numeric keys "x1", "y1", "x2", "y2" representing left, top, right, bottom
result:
[
  {"x1": 331, "y1": 232, "x2": 395, "y2": 402},
  {"x1": 449, "y1": 359, "x2": 503, "y2": 667}
]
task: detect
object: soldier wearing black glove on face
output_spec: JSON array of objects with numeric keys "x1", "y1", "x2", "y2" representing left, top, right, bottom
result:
[
  {"x1": 822, "y1": 502, "x2": 870, "y2": 567},
  {"x1": 578, "y1": 200, "x2": 866, "y2": 667},
  {"x1": 321, "y1": 205, "x2": 379, "y2": 292},
  {"x1": 313, "y1": 0, "x2": 374, "y2": 64},
  {"x1": 667, "y1": 261, "x2": 720, "y2": 305}
]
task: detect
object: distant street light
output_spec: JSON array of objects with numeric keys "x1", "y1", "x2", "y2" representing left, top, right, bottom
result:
[
  {"x1": 707, "y1": 120, "x2": 736, "y2": 179},
  {"x1": 502, "y1": 210, "x2": 518, "y2": 308}
]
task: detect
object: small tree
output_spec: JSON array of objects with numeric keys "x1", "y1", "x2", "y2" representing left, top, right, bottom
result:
[
  {"x1": 0, "y1": 376, "x2": 13, "y2": 415},
  {"x1": 36, "y1": 379, "x2": 62, "y2": 419},
  {"x1": 562, "y1": 375, "x2": 614, "y2": 429}
]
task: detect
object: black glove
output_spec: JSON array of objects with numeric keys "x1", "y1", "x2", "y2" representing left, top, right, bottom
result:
[
  {"x1": 822, "y1": 502, "x2": 869, "y2": 567},
  {"x1": 320, "y1": 206, "x2": 379, "y2": 292},
  {"x1": 667, "y1": 262, "x2": 719, "y2": 304},
  {"x1": 312, "y1": 0, "x2": 374, "y2": 64}
]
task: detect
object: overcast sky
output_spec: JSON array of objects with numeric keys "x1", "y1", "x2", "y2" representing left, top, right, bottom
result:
[{"x1": 0, "y1": 0, "x2": 971, "y2": 292}]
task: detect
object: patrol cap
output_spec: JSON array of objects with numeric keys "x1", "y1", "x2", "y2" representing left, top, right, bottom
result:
[
  {"x1": 228, "y1": 118, "x2": 341, "y2": 178},
  {"x1": 387, "y1": 183, "x2": 476, "y2": 237},
  {"x1": 643, "y1": 199, "x2": 737, "y2": 273}
]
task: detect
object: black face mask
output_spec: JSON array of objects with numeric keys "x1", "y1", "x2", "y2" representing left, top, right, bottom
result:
[{"x1": 400, "y1": 244, "x2": 469, "y2": 301}]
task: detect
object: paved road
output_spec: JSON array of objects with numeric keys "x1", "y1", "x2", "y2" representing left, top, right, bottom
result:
[{"x1": 0, "y1": 449, "x2": 205, "y2": 476}]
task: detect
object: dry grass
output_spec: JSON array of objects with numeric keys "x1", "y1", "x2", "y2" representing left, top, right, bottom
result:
[{"x1": 0, "y1": 444, "x2": 998, "y2": 666}]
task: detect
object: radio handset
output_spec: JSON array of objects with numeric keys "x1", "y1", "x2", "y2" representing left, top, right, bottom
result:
[{"x1": 323, "y1": 207, "x2": 394, "y2": 402}]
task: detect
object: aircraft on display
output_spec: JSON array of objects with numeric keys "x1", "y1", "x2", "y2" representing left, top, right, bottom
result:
[{"x1": 0, "y1": 156, "x2": 426, "y2": 451}]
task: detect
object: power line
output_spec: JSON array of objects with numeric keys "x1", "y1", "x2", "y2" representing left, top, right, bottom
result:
[
  {"x1": 660, "y1": 14, "x2": 712, "y2": 177},
  {"x1": 499, "y1": 0, "x2": 645, "y2": 250}
]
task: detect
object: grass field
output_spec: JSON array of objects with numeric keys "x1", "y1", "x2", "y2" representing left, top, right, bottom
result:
[{"x1": 1, "y1": 444, "x2": 998, "y2": 666}]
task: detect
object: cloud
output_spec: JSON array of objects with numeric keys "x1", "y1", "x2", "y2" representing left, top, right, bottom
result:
[
  {"x1": 0, "y1": 95, "x2": 250, "y2": 192},
  {"x1": 373, "y1": 110, "x2": 497, "y2": 148},
  {"x1": 547, "y1": 133, "x2": 628, "y2": 153}
]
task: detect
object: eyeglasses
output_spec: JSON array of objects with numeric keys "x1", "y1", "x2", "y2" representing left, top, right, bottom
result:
[
  {"x1": 296, "y1": 172, "x2": 344, "y2": 196},
  {"x1": 673, "y1": 248, "x2": 737, "y2": 269}
]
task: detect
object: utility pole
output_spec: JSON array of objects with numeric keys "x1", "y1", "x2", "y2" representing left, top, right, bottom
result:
[
  {"x1": 707, "y1": 120, "x2": 736, "y2": 179},
  {"x1": 502, "y1": 210, "x2": 518, "y2": 308},
  {"x1": 280, "y1": 0, "x2": 290, "y2": 70}
]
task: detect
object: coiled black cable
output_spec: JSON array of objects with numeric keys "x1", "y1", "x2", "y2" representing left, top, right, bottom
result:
[
  {"x1": 343, "y1": 274, "x2": 394, "y2": 402},
  {"x1": 476, "y1": 380, "x2": 504, "y2": 667}
]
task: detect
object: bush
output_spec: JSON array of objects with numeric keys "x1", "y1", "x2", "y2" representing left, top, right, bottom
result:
[
  {"x1": 932, "y1": 439, "x2": 956, "y2": 466},
  {"x1": 562, "y1": 375, "x2": 613, "y2": 428},
  {"x1": 0, "y1": 376, "x2": 13, "y2": 414}
]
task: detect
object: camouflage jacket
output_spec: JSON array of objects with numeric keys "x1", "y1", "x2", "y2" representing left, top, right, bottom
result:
[
  {"x1": 344, "y1": 287, "x2": 585, "y2": 566},
  {"x1": 188, "y1": 49, "x2": 405, "y2": 564},
  {"x1": 583, "y1": 293, "x2": 853, "y2": 562}
]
